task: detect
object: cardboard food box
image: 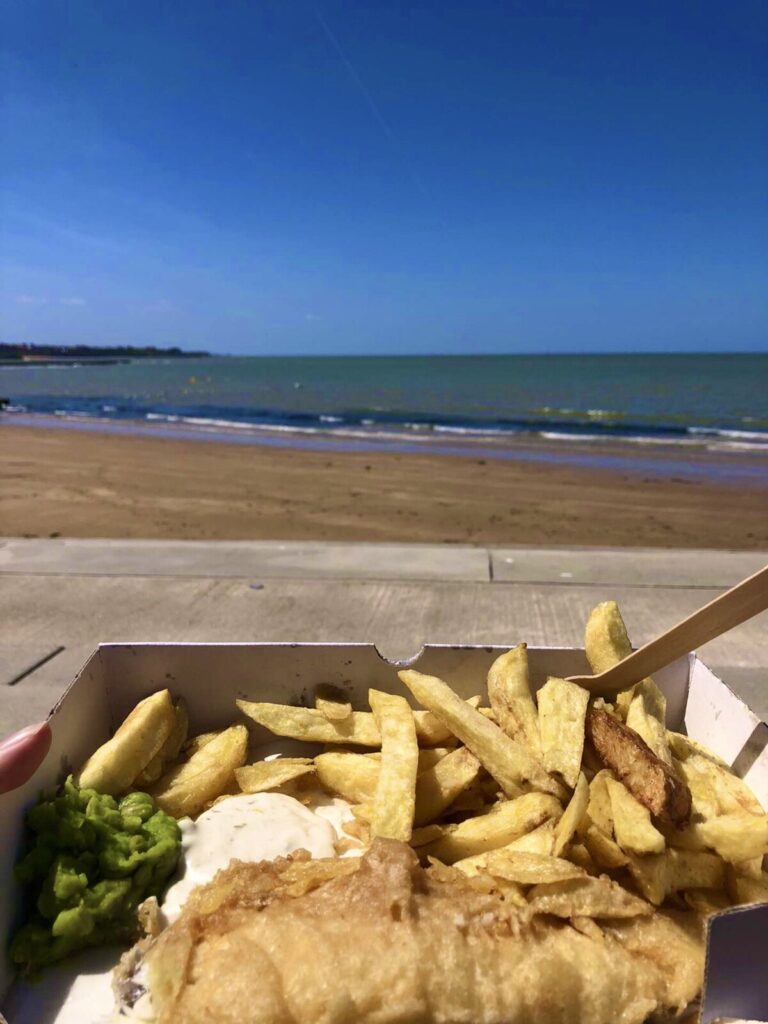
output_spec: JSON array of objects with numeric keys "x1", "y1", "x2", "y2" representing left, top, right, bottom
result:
[{"x1": 1, "y1": 642, "x2": 767, "y2": 1024}]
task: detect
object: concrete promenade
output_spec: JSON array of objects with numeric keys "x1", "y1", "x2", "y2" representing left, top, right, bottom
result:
[{"x1": 1, "y1": 538, "x2": 766, "y2": 734}]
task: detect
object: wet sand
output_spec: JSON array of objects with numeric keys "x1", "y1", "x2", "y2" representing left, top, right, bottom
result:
[{"x1": 1, "y1": 423, "x2": 766, "y2": 548}]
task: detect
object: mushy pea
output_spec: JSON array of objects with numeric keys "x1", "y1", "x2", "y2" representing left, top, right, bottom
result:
[{"x1": 10, "y1": 777, "x2": 181, "y2": 973}]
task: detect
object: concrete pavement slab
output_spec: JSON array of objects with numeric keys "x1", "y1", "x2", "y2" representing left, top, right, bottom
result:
[
  {"x1": 491, "y1": 547, "x2": 768, "y2": 587},
  {"x1": 0, "y1": 538, "x2": 490, "y2": 582},
  {"x1": 1, "y1": 572, "x2": 766, "y2": 733}
]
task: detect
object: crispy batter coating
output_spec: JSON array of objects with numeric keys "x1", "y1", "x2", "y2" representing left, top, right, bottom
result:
[
  {"x1": 132, "y1": 840, "x2": 704, "y2": 1024},
  {"x1": 586, "y1": 708, "x2": 691, "y2": 825}
]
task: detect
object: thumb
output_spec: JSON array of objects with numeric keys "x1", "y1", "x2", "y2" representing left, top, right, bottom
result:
[{"x1": 0, "y1": 722, "x2": 52, "y2": 794}]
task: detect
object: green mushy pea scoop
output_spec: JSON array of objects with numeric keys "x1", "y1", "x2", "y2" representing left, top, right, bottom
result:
[{"x1": 10, "y1": 778, "x2": 181, "y2": 973}]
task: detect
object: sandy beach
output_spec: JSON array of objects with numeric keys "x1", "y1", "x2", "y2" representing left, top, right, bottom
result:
[{"x1": 1, "y1": 423, "x2": 766, "y2": 548}]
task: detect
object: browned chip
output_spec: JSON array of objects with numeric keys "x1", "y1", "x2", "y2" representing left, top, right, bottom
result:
[{"x1": 585, "y1": 708, "x2": 691, "y2": 825}]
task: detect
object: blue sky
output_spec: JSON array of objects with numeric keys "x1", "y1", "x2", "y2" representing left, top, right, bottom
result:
[{"x1": 1, "y1": 0, "x2": 766, "y2": 355}]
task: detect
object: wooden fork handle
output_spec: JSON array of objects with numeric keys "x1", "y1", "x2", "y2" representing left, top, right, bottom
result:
[{"x1": 589, "y1": 563, "x2": 768, "y2": 692}]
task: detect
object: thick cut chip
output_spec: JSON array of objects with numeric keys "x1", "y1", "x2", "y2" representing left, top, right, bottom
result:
[
  {"x1": 726, "y1": 868, "x2": 768, "y2": 906},
  {"x1": 666, "y1": 731, "x2": 729, "y2": 768},
  {"x1": 235, "y1": 759, "x2": 315, "y2": 794},
  {"x1": 627, "y1": 848, "x2": 725, "y2": 905},
  {"x1": 582, "y1": 826, "x2": 628, "y2": 869},
  {"x1": 528, "y1": 876, "x2": 651, "y2": 919},
  {"x1": 585, "y1": 601, "x2": 633, "y2": 674},
  {"x1": 586, "y1": 708, "x2": 691, "y2": 824},
  {"x1": 398, "y1": 670, "x2": 562, "y2": 799},
  {"x1": 315, "y1": 696, "x2": 352, "y2": 722},
  {"x1": 693, "y1": 813, "x2": 768, "y2": 863},
  {"x1": 409, "y1": 824, "x2": 444, "y2": 847},
  {"x1": 625, "y1": 680, "x2": 672, "y2": 765},
  {"x1": 314, "y1": 752, "x2": 379, "y2": 803},
  {"x1": 237, "y1": 699, "x2": 453, "y2": 747},
  {"x1": 483, "y1": 850, "x2": 585, "y2": 885},
  {"x1": 424, "y1": 792, "x2": 562, "y2": 864},
  {"x1": 150, "y1": 725, "x2": 248, "y2": 818},
  {"x1": 76, "y1": 689, "x2": 176, "y2": 796},
  {"x1": 136, "y1": 699, "x2": 189, "y2": 786},
  {"x1": 581, "y1": 770, "x2": 615, "y2": 837},
  {"x1": 486, "y1": 644, "x2": 540, "y2": 755},
  {"x1": 553, "y1": 772, "x2": 589, "y2": 856},
  {"x1": 680, "y1": 754, "x2": 765, "y2": 817},
  {"x1": 605, "y1": 776, "x2": 665, "y2": 856},
  {"x1": 413, "y1": 746, "x2": 481, "y2": 826},
  {"x1": 184, "y1": 730, "x2": 221, "y2": 757},
  {"x1": 368, "y1": 689, "x2": 419, "y2": 841},
  {"x1": 453, "y1": 820, "x2": 557, "y2": 874},
  {"x1": 537, "y1": 677, "x2": 589, "y2": 788}
]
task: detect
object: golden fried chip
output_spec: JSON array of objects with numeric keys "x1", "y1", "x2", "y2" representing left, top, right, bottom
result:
[
  {"x1": 237, "y1": 699, "x2": 453, "y2": 747},
  {"x1": 582, "y1": 826, "x2": 629, "y2": 870},
  {"x1": 483, "y1": 850, "x2": 585, "y2": 885},
  {"x1": 528, "y1": 876, "x2": 651, "y2": 919},
  {"x1": 681, "y1": 754, "x2": 764, "y2": 817},
  {"x1": 693, "y1": 813, "x2": 768, "y2": 863},
  {"x1": 584, "y1": 600, "x2": 633, "y2": 674},
  {"x1": 537, "y1": 678, "x2": 589, "y2": 788},
  {"x1": 368, "y1": 689, "x2": 419, "y2": 842},
  {"x1": 666, "y1": 731, "x2": 729, "y2": 768},
  {"x1": 424, "y1": 792, "x2": 562, "y2": 864},
  {"x1": 314, "y1": 752, "x2": 379, "y2": 803},
  {"x1": 410, "y1": 824, "x2": 444, "y2": 847},
  {"x1": 605, "y1": 776, "x2": 665, "y2": 856},
  {"x1": 77, "y1": 689, "x2": 176, "y2": 796},
  {"x1": 452, "y1": 820, "x2": 558, "y2": 875},
  {"x1": 414, "y1": 746, "x2": 481, "y2": 826},
  {"x1": 553, "y1": 772, "x2": 589, "y2": 856},
  {"x1": 725, "y1": 867, "x2": 768, "y2": 906},
  {"x1": 136, "y1": 699, "x2": 189, "y2": 786},
  {"x1": 582, "y1": 769, "x2": 615, "y2": 837},
  {"x1": 486, "y1": 644, "x2": 540, "y2": 754},
  {"x1": 235, "y1": 759, "x2": 315, "y2": 794},
  {"x1": 625, "y1": 680, "x2": 672, "y2": 765},
  {"x1": 183, "y1": 730, "x2": 221, "y2": 757},
  {"x1": 399, "y1": 669, "x2": 562, "y2": 799},
  {"x1": 150, "y1": 724, "x2": 248, "y2": 818},
  {"x1": 626, "y1": 848, "x2": 725, "y2": 905},
  {"x1": 315, "y1": 696, "x2": 353, "y2": 722}
]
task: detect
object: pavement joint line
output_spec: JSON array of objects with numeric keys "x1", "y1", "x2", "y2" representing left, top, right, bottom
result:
[{"x1": 0, "y1": 569, "x2": 731, "y2": 589}]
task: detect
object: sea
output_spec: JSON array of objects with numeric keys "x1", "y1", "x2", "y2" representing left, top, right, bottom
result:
[{"x1": 2, "y1": 353, "x2": 767, "y2": 480}]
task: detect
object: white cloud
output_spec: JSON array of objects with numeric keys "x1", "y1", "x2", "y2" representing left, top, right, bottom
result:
[
  {"x1": 15, "y1": 294, "x2": 48, "y2": 305},
  {"x1": 61, "y1": 297, "x2": 86, "y2": 306}
]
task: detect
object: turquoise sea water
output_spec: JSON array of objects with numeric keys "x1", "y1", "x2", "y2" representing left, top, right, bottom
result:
[{"x1": 2, "y1": 354, "x2": 767, "y2": 479}]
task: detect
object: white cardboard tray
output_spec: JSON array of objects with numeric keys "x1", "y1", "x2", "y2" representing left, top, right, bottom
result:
[{"x1": 1, "y1": 642, "x2": 767, "y2": 1024}]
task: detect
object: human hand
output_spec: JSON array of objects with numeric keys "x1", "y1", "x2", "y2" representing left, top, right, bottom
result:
[{"x1": 0, "y1": 722, "x2": 52, "y2": 794}]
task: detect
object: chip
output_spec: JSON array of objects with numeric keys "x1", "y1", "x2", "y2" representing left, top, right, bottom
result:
[
  {"x1": 483, "y1": 850, "x2": 585, "y2": 885},
  {"x1": 693, "y1": 813, "x2": 768, "y2": 863},
  {"x1": 423, "y1": 792, "x2": 562, "y2": 864},
  {"x1": 135, "y1": 698, "x2": 189, "y2": 786},
  {"x1": 625, "y1": 680, "x2": 672, "y2": 765},
  {"x1": 314, "y1": 752, "x2": 379, "y2": 803},
  {"x1": 235, "y1": 759, "x2": 315, "y2": 794},
  {"x1": 76, "y1": 689, "x2": 176, "y2": 796},
  {"x1": 368, "y1": 689, "x2": 419, "y2": 842},
  {"x1": 553, "y1": 772, "x2": 589, "y2": 856},
  {"x1": 537, "y1": 677, "x2": 589, "y2": 788},
  {"x1": 398, "y1": 669, "x2": 563, "y2": 799},
  {"x1": 528, "y1": 876, "x2": 651, "y2": 919},
  {"x1": 413, "y1": 746, "x2": 481, "y2": 826},
  {"x1": 315, "y1": 695, "x2": 353, "y2": 722},
  {"x1": 486, "y1": 644, "x2": 541, "y2": 754},
  {"x1": 605, "y1": 776, "x2": 665, "y2": 856},
  {"x1": 237, "y1": 699, "x2": 453, "y2": 747},
  {"x1": 150, "y1": 724, "x2": 248, "y2": 819}
]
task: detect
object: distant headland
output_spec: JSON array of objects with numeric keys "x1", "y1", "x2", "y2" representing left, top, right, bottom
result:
[{"x1": 0, "y1": 343, "x2": 210, "y2": 366}]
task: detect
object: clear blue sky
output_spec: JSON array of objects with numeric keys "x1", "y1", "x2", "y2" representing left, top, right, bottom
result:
[{"x1": 1, "y1": 0, "x2": 766, "y2": 355}]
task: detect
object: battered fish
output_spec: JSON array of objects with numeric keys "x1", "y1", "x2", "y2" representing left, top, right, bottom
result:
[{"x1": 115, "y1": 840, "x2": 704, "y2": 1024}]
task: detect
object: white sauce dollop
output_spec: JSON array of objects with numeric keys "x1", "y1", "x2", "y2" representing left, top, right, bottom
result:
[{"x1": 161, "y1": 793, "x2": 339, "y2": 924}]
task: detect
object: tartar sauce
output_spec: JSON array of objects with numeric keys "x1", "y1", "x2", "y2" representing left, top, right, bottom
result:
[{"x1": 161, "y1": 792, "x2": 339, "y2": 924}]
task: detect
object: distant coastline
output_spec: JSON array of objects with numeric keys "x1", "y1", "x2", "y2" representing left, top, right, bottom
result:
[{"x1": 0, "y1": 342, "x2": 210, "y2": 367}]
